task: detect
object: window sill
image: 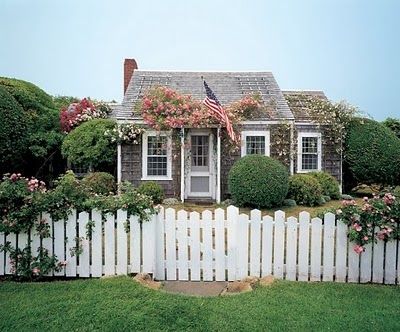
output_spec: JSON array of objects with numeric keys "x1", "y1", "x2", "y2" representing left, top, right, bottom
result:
[
  {"x1": 297, "y1": 169, "x2": 320, "y2": 173},
  {"x1": 141, "y1": 176, "x2": 172, "y2": 181}
]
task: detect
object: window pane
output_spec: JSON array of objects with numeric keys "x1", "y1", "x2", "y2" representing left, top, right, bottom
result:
[
  {"x1": 147, "y1": 156, "x2": 167, "y2": 176},
  {"x1": 147, "y1": 135, "x2": 168, "y2": 176},
  {"x1": 191, "y1": 135, "x2": 209, "y2": 167},
  {"x1": 302, "y1": 137, "x2": 318, "y2": 153},
  {"x1": 302, "y1": 154, "x2": 318, "y2": 170},
  {"x1": 148, "y1": 136, "x2": 167, "y2": 156},
  {"x1": 246, "y1": 136, "x2": 265, "y2": 155}
]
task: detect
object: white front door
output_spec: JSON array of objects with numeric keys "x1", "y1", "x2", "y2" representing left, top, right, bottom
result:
[{"x1": 187, "y1": 130, "x2": 214, "y2": 198}]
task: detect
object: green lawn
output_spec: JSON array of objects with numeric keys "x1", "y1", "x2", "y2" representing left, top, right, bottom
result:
[{"x1": 0, "y1": 277, "x2": 399, "y2": 331}]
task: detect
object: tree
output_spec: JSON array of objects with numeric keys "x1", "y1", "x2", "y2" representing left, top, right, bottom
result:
[
  {"x1": 0, "y1": 77, "x2": 64, "y2": 180},
  {"x1": 0, "y1": 86, "x2": 29, "y2": 172},
  {"x1": 382, "y1": 117, "x2": 400, "y2": 139},
  {"x1": 61, "y1": 119, "x2": 117, "y2": 170}
]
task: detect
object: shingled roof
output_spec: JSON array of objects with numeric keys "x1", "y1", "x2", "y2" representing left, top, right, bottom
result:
[
  {"x1": 283, "y1": 90, "x2": 328, "y2": 122},
  {"x1": 111, "y1": 70, "x2": 294, "y2": 120}
]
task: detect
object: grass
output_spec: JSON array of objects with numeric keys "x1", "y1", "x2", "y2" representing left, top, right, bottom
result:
[
  {"x1": 165, "y1": 198, "x2": 364, "y2": 218},
  {"x1": 0, "y1": 276, "x2": 399, "y2": 331}
]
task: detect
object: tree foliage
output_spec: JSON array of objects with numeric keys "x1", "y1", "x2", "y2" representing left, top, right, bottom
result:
[
  {"x1": 0, "y1": 86, "x2": 29, "y2": 171},
  {"x1": 344, "y1": 118, "x2": 400, "y2": 185},
  {"x1": 0, "y1": 77, "x2": 65, "y2": 180},
  {"x1": 382, "y1": 117, "x2": 400, "y2": 139},
  {"x1": 61, "y1": 119, "x2": 117, "y2": 170}
]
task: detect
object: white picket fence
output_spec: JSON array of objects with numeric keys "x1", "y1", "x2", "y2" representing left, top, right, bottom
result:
[{"x1": 0, "y1": 206, "x2": 399, "y2": 284}]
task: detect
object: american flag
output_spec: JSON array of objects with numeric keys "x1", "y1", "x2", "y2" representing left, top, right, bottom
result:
[{"x1": 203, "y1": 80, "x2": 236, "y2": 141}]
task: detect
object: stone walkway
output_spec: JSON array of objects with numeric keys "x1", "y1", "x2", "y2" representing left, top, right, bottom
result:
[{"x1": 163, "y1": 281, "x2": 228, "y2": 296}]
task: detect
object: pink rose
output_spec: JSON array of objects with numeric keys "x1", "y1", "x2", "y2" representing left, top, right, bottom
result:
[{"x1": 353, "y1": 245, "x2": 364, "y2": 254}]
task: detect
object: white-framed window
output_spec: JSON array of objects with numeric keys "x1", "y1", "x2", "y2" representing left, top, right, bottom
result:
[
  {"x1": 142, "y1": 131, "x2": 172, "y2": 180},
  {"x1": 241, "y1": 130, "x2": 270, "y2": 157},
  {"x1": 297, "y1": 132, "x2": 322, "y2": 172}
]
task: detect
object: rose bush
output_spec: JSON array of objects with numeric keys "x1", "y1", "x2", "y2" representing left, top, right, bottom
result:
[
  {"x1": 60, "y1": 98, "x2": 111, "y2": 133},
  {"x1": 335, "y1": 193, "x2": 400, "y2": 254},
  {"x1": 0, "y1": 171, "x2": 157, "y2": 280}
]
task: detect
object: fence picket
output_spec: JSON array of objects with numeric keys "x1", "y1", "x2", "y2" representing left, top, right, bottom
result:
[
  {"x1": 78, "y1": 212, "x2": 90, "y2": 277},
  {"x1": 237, "y1": 213, "x2": 249, "y2": 279},
  {"x1": 18, "y1": 232, "x2": 28, "y2": 250},
  {"x1": 372, "y1": 228, "x2": 384, "y2": 283},
  {"x1": 298, "y1": 212, "x2": 310, "y2": 281},
  {"x1": 360, "y1": 243, "x2": 372, "y2": 283},
  {"x1": 310, "y1": 217, "x2": 322, "y2": 281},
  {"x1": 227, "y1": 206, "x2": 239, "y2": 281},
  {"x1": 273, "y1": 211, "x2": 285, "y2": 279},
  {"x1": 335, "y1": 221, "x2": 347, "y2": 282},
  {"x1": 104, "y1": 213, "x2": 115, "y2": 276},
  {"x1": 348, "y1": 242, "x2": 360, "y2": 283},
  {"x1": 190, "y1": 212, "x2": 201, "y2": 281},
  {"x1": 165, "y1": 208, "x2": 176, "y2": 280},
  {"x1": 53, "y1": 219, "x2": 65, "y2": 276},
  {"x1": 398, "y1": 240, "x2": 400, "y2": 285},
  {"x1": 214, "y1": 208, "x2": 225, "y2": 281},
  {"x1": 384, "y1": 241, "x2": 396, "y2": 284},
  {"x1": 5, "y1": 233, "x2": 16, "y2": 274},
  {"x1": 42, "y1": 213, "x2": 53, "y2": 276},
  {"x1": 155, "y1": 208, "x2": 165, "y2": 280},
  {"x1": 250, "y1": 210, "x2": 261, "y2": 277},
  {"x1": 286, "y1": 216, "x2": 297, "y2": 281},
  {"x1": 201, "y1": 210, "x2": 213, "y2": 281},
  {"x1": 177, "y1": 210, "x2": 188, "y2": 280},
  {"x1": 65, "y1": 210, "x2": 77, "y2": 277},
  {"x1": 116, "y1": 210, "x2": 128, "y2": 275},
  {"x1": 323, "y1": 213, "x2": 335, "y2": 281},
  {"x1": 91, "y1": 210, "x2": 102, "y2": 277},
  {"x1": 261, "y1": 215, "x2": 273, "y2": 276},
  {"x1": 130, "y1": 215, "x2": 141, "y2": 274},
  {"x1": 142, "y1": 213, "x2": 156, "y2": 274}
]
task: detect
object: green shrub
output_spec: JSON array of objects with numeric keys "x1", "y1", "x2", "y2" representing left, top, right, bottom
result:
[
  {"x1": 228, "y1": 155, "x2": 289, "y2": 208},
  {"x1": 309, "y1": 171, "x2": 340, "y2": 200},
  {"x1": 0, "y1": 86, "x2": 29, "y2": 171},
  {"x1": 62, "y1": 119, "x2": 117, "y2": 170},
  {"x1": 288, "y1": 174, "x2": 323, "y2": 206},
  {"x1": 345, "y1": 118, "x2": 400, "y2": 185},
  {"x1": 322, "y1": 195, "x2": 331, "y2": 202},
  {"x1": 82, "y1": 172, "x2": 116, "y2": 195},
  {"x1": 137, "y1": 181, "x2": 164, "y2": 204},
  {"x1": 283, "y1": 199, "x2": 297, "y2": 207}
]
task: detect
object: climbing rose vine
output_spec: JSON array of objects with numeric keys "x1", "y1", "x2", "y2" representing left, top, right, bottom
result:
[
  {"x1": 60, "y1": 98, "x2": 111, "y2": 133},
  {"x1": 335, "y1": 193, "x2": 400, "y2": 254},
  {"x1": 138, "y1": 86, "x2": 263, "y2": 142},
  {"x1": 104, "y1": 123, "x2": 145, "y2": 144}
]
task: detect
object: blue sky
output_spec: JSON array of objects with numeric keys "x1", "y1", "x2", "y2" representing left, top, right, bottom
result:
[{"x1": 1, "y1": 0, "x2": 399, "y2": 120}]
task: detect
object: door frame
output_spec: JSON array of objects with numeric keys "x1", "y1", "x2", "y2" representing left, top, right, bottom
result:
[{"x1": 185, "y1": 129, "x2": 215, "y2": 199}]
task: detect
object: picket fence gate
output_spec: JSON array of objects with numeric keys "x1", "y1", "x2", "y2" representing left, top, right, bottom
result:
[{"x1": 1, "y1": 206, "x2": 399, "y2": 284}]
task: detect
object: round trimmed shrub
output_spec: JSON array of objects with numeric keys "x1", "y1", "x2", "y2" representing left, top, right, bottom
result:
[
  {"x1": 228, "y1": 155, "x2": 289, "y2": 208},
  {"x1": 138, "y1": 181, "x2": 164, "y2": 204},
  {"x1": 288, "y1": 174, "x2": 323, "y2": 206},
  {"x1": 82, "y1": 172, "x2": 116, "y2": 195},
  {"x1": 62, "y1": 119, "x2": 117, "y2": 170},
  {"x1": 309, "y1": 171, "x2": 340, "y2": 200},
  {"x1": 345, "y1": 118, "x2": 400, "y2": 185}
]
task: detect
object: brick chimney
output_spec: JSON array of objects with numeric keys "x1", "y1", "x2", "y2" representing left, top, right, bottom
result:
[{"x1": 124, "y1": 58, "x2": 138, "y2": 94}]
